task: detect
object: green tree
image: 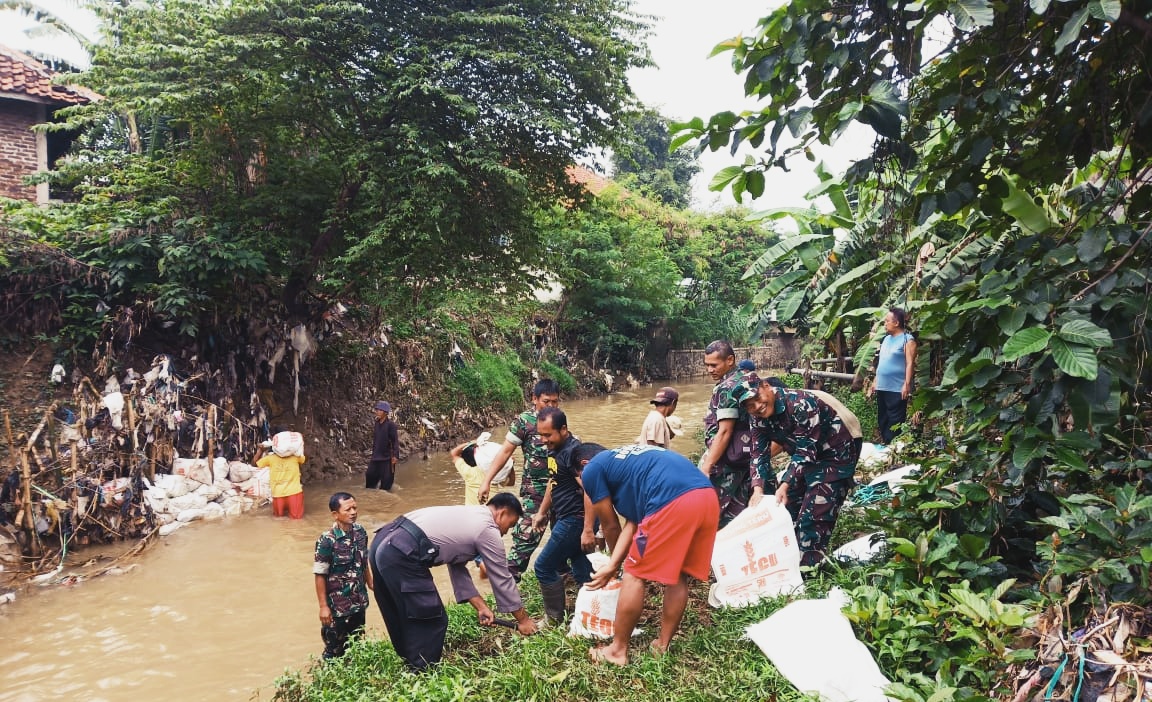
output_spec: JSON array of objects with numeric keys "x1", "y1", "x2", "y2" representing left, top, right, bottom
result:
[
  {"x1": 611, "y1": 108, "x2": 700, "y2": 208},
  {"x1": 677, "y1": 1, "x2": 1152, "y2": 675},
  {"x1": 41, "y1": 0, "x2": 649, "y2": 331}
]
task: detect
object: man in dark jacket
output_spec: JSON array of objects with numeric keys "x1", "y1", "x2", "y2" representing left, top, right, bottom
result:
[{"x1": 367, "y1": 400, "x2": 399, "y2": 490}]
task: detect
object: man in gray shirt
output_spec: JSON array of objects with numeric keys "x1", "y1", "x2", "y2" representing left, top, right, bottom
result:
[{"x1": 368, "y1": 492, "x2": 538, "y2": 670}]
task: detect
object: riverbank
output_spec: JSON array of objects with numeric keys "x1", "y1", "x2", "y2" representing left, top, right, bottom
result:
[{"x1": 0, "y1": 382, "x2": 720, "y2": 701}]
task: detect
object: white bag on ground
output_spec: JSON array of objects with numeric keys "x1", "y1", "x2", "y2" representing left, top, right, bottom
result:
[
  {"x1": 271, "y1": 431, "x2": 304, "y2": 458},
  {"x1": 746, "y1": 588, "x2": 896, "y2": 702},
  {"x1": 173, "y1": 458, "x2": 213, "y2": 485},
  {"x1": 568, "y1": 552, "x2": 621, "y2": 639},
  {"x1": 710, "y1": 500, "x2": 803, "y2": 607}
]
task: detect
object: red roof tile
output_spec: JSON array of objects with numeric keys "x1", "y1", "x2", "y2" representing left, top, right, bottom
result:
[
  {"x1": 0, "y1": 44, "x2": 98, "y2": 105},
  {"x1": 566, "y1": 165, "x2": 614, "y2": 196}
]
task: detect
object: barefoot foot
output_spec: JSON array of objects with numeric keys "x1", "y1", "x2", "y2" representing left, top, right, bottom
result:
[{"x1": 589, "y1": 646, "x2": 628, "y2": 667}]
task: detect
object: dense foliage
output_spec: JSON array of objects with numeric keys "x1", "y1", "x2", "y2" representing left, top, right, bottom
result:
[
  {"x1": 672, "y1": 0, "x2": 1152, "y2": 696},
  {"x1": 7, "y1": 0, "x2": 650, "y2": 338}
]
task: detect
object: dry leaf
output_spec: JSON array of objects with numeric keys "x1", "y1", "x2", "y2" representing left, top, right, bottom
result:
[{"x1": 1092, "y1": 650, "x2": 1130, "y2": 667}]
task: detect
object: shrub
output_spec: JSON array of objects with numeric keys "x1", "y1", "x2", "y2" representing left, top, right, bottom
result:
[
  {"x1": 539, "y1": 360, "x2": 576, "y2": 395},
  {"x1": 450, "y1": 351, "x2": 527, "y2": 411}
]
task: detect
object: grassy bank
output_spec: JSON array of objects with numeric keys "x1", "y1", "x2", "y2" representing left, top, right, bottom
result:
[{"x1": 271, "y1": 576, "x2": 814, "y2": 702}]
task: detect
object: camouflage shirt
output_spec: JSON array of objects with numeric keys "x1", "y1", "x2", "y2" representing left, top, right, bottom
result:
[
  {"x1": 506, "y1": 409, "x2": 550, "y2": 483},
  {"x1": 704, "y1": 368, "x2": 755, "y2": 448},
  {"x1": 747, "y1": 387, "x2": 860, "y2": 489},
  {"x1": 313, "y1": 522, "x2": 370, "y2": 619}
]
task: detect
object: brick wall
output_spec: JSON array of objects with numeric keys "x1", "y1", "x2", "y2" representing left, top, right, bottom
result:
[
  {"x1": 663, "y1": 336, "x2": 800, "y2": 379},
  {"x1": 0, "y1": 100, "x2": 41, "y2": 201}
]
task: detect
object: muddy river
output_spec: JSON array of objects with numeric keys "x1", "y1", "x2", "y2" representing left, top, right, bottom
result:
[{"x1": 0, "y1": 380, "x2": 714, "y2": 701}]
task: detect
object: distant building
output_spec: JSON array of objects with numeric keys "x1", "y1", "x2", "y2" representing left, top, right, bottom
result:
[{"x1": 0, "y1": 44, "x2": 96, "y2": 203}]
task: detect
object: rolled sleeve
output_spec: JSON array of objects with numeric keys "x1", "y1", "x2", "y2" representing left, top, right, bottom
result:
[
  {"x1": 714, "y1": 407, "x2": 740, "y2": 421},
  {"x1": 313, "y1": 561, "x2": 330, "y2": 575}
]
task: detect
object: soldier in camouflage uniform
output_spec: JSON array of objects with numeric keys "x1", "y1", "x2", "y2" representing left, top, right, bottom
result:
[
  {"x1": 700, "y1": 340, "x2": 758, "y2": 527},
  {"x1": 313, "y1": 492, "x2": 372, "y2": 659},
  {"x1": 477, "y1": 378, "x2": 562, "y2": 579},
  {"x1": 736, "y1": 378, "x2": 864, "y2": 567}
]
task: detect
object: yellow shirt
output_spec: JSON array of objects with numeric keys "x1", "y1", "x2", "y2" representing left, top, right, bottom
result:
[{"x1": 257, "y1": 454, "x2": 305, "y2": 498}]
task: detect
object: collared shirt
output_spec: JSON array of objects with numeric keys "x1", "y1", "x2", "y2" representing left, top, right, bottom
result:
[
  {"x1": 405, "y1": 505, "x2": 523, "y2": 613},
  {"x1": 636, "y1": 409, "x2": 673, "y2": 446},
  {"x1": 313, "y1": 522, "x2": 370, "y2": 618},
  {"x1": 703, "y1": 368, "x2": 753, "y2": 448},
  {"x1": 749, "y1": 388, "x2": 860, "y2": 489},
  {"x1": 505, "y1": 409, "x2": 549, "y2": 483}
]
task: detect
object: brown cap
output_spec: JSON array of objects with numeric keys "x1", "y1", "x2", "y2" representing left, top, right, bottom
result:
[{"x1": 650, "y1": 387, "x2": 679, "y2": 405}]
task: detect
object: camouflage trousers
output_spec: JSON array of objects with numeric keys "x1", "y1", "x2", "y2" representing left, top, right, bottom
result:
[
  {"x1": 783, "y1": 476, "x2": 854, "y2": 567},
  {"x1": 709, "y1": 463, "x2": 752, "y2": 529},
  {"x1": 507, "y1": 475, "x2": 549, "y2": 577}
]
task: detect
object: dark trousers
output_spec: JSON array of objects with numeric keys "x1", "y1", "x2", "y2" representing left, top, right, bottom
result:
[
  {"x1": 366, "y1": 459, "x2": 395, "y2": 490},
  {"x1": 321, "y1": 608, "x2": 366, "y2": 659},
  {"x1": 876, "y1": 390, "x2": 907, "y2": 444},
  {"x1": 369, "y1": 526, "x2": 448, "y2": 671}
]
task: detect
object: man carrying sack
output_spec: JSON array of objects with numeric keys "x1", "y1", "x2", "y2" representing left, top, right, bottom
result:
[{"x1": 737, "y1": 378, "x2": 863, "y2": 567}]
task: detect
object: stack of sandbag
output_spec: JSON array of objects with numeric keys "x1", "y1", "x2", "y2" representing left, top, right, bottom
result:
[{"x1": 146, "y1": 464, "x2": 262, "y2": 536}]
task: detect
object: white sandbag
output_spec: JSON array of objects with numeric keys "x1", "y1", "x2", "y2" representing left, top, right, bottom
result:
[
  {"x1": 220, "y1": 497, "x2": 246, "y2": 517},
  {"x1": 710, "y1": 500, "x2": 803, "y2": 607},
  {"x1": 832, "y1": 532, "x2": 886, "y2": 563},
  {"x1": 168, "y1": 493, "x2": 208, "y2": 513},
  {"x1": 101, "y1": 477, "x2": 131, "y2": 507},
  {"x1": 867, "y1": 464, "x2": 920, "y2": 493},
  {"x1": 857, "y1": 442, "x2": 891, "y2": 470},
  {"x1": 154, "y1": 512, "x2": 174, "y2": 526},
  {"x1": 212, "y1": 456, "x2": 229, "y2": 483},
  {"x1": 194, "y1": 482, "x2": 223, "y2": 502},
  {"x1": 159, "y1": 521, "x2": 186, "y2": 536},
  {"x1": 474, "y1": 440, "x2": 514, "y2": 485},
  {"x1": 568, "y1": 552, "x2": 627, "y2": 639},
  {"x1": 238, "y1": 467, "x2": 272, "y2": 499},
  {"x1": 746, "y1": 589, "x2": 895, "y2": 702},
  {"x1": 201, "y1": 502, "x2": 225, "y2": 521},
  {"x1": 271, "y1": 431, "x2": 304, "y2": 458},
  {"x1": 154, "y1": 473, "x2": 191, "y2": 498},
  {"x1": 143, "y1": 488, "x2": 169, "y2": 514},
  {"x1": 176, "y1": 508, "x2": 206, "y2": 522},
  {"x1": 173, "y1": 458, "x2": 212, "y2": 485},
  {"x1": 227, "y1": 461, "x2": 255, "y2": 483}
]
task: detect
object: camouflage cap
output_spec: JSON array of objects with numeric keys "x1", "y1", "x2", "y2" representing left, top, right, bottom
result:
[{"x1": 733, "y1": 377, "x2": 761, "y2": 406}]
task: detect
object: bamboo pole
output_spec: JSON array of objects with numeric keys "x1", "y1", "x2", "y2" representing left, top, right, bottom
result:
[
  {"x1": 206, "y1": 405, "x2": 216, "y2": 463},
  {"x1": 787, "y1": 367, "x2": 858, "y2": 381}
]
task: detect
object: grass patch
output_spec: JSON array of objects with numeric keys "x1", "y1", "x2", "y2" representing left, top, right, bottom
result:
[
  {"x1": 272, "y1": 576, "x2": 816, "y2": 702},
  {"x1": 450, "y1": 350, "x2": 528, "y2": 412},
  {"x1": 539, "y1": 359, "x2": 577, "y2": 395}
]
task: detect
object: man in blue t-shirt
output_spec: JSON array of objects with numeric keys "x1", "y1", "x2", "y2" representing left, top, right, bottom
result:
[{"x1": 575, "y1": 444, "x2": 719, "y2": 667}]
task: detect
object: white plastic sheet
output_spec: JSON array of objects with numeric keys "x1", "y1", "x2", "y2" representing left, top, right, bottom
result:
[{"x1": 746, "y1": 588, "x2": 895, "y2": 702}]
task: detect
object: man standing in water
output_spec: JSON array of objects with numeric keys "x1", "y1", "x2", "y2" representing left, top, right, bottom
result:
[
  {"x1": 313, "y1": 492, "x2": 372, "y2": 659},
  {"x1": 368, "y1": 493, "x2": 538, "y2": 671},
  {"x1": 367, "y1": 401, "x2": 399, "y2": 491},
  {"x1": 476, "y1": 378, "x2": 561, "y2": 580},
  {"x1": 700, "y1": 340, "x2": 757, "y2": 526},
  {"x1": 636, "y1": 386, "x2": 679, "y2": 448}
]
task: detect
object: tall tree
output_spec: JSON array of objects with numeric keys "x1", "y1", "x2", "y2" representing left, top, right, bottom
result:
[
  {"x1": 611, "y1": 108, "x2": 700, "y2": 208},
  {"x1": 51, "y1": 0, "x2": 650, "y2": 325}
]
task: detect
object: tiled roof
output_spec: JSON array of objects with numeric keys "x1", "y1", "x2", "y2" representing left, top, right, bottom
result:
[
  {"x1": 566, "y1": 165, "x2": 614, "y2": 195},
  {"x1": 0, "y1": 44, "x2": 98, "y2": 105}
]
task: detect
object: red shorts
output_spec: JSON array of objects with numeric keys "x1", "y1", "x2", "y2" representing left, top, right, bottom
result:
[
  {"x1": 624, "y1": 487, "x2": 719, "y2": 585},
  {"x1": 272, "y1": 492, "x2": 304, "y2": 519}
]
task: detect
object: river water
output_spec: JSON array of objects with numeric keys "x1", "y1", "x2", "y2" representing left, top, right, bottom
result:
[{"x1": 0, "y1": 380, "x2": 713, "y2": 701}]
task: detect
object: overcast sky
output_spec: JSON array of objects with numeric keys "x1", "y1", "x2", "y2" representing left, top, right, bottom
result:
[
  {"x1": 0, "y1": 0, "x2": 874, "y2": 213},
  {"x1": 626, "y1": 0, "x2": 874, "y2": 212}
]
